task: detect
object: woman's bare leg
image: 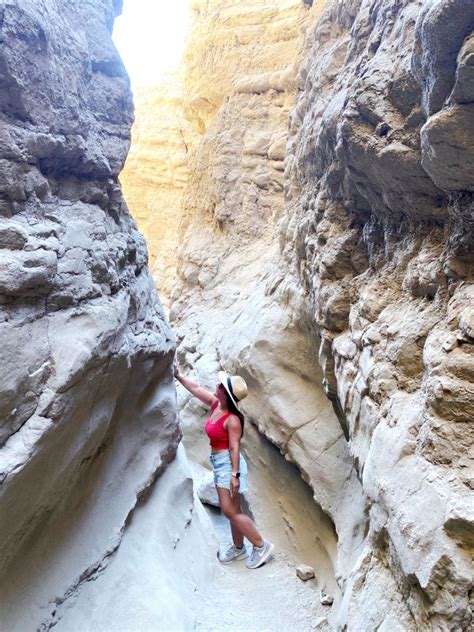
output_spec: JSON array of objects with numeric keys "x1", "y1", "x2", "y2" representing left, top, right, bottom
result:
[
  {"x1": 216, "y1": 487, "x2": 264, "y2": 548},
  {"x1": 228, "y1": 493, "x2": 245, "y2": 548}
]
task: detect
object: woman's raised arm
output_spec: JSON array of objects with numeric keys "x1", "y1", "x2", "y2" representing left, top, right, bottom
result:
[{"x1": 175, "y1": 366, "x2": 217, "y2": 407}]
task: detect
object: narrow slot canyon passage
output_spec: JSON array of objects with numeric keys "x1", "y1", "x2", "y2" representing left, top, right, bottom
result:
[
  {"x1": 182, "y1": 413, "x2": 340, "y2": 630},
  {"x1": 1, "y1": 0, "x2": 472, "y2": 631},
  {"x1": 116, "y1": 0, "x2": 474, "y2": 628},
  {"x1": 114, "y1": 1, "x2": 347, "y2": 624}
]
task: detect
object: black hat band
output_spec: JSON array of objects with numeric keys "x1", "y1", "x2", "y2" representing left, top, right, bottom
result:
[{"x1": 227, "y1": 376, "x2": 240, "y2": 402}]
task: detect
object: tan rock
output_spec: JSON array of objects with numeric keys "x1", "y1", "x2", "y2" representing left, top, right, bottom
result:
[
  {"x1": 124, "y1": 0, "x2": 474, "y2": 630},
  {"x1": 319, "y1": 590, "x2": 334, "y2": 606},
  {"x1": 297, "y1": 564, "x2": 316, "y2": 581},
  {"x1": 284, "y1": 0, "x2": 474, "y2": 628},
  {"x1": 120, "y1": 74, "x2": 198, "y2": 306}
]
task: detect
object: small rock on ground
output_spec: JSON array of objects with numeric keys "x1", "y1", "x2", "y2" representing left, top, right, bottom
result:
[{"x1": 296, "y1": 564, "x2": 316, "y2": 581}]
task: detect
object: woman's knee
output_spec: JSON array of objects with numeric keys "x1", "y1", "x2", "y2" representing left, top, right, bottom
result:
[
  {"x1": 220, "y1": 500, "x2": 241, "y2": 520},
  {"x1": 221, "y1": 503, "x2": 238, "y2": 519}
]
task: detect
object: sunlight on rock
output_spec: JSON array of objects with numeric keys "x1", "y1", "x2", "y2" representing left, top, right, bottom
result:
[{"x1": 1, "y1": 0, "x2": 473, "y2": 631}]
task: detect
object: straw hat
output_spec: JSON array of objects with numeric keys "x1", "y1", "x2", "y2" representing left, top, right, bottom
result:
[{"x1": 218, "y1": 371, "x2": 248, "y2": 408}]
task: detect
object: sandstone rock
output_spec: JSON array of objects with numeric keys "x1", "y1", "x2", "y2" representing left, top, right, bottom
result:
[
  {"x1": 0, "y1": 1, "x2": 179, "y2": 628},
  {"x1": 124, "y1": 0, "x2": 473, "y2": 629},
  {"x1": 297, "y1": 564, "x2": 315, "y2": 581},
  {"x1": 443, "y1": 493, "x2": 474, "y2": 549},
  {"x1": 412, "y1": 0, "x2": 474, "y2": 115},
  {"x1": 26, "y1": 446, "x2": 219, "y2": 632},
  {"x1": 285, "y1": 0, "x2": 474, "y2": 628},
  {"x1": 197, "y1": 469, "x2": 220, "y2": 507},
  {"x1": 183, "y1": 0, "x2": 311, "y2": 133},
  {"x1": 421, "y1": 104, "x2": 474, "y2": 192},
  {"x1": 319, "y1": 590, "x2": 334, "y2": 606},
  {"x1": 167, "y1": 0, "x2": 365, "y2": 621},
  {"x1": 168, "y1": 0, "x2": 472, "y2": 630},
  {"x1": 120, "y1": 75, "x2": 198, "y2": 306},
  {"x1": 451, "y1": 32, "x2": 474, "y2": 103}
]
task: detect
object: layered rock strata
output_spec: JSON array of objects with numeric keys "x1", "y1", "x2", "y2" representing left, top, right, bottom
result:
[
  {"x1": 171, "y1": 0, "x2": 363, "y2": 612},
  {"x1": 120, "y1": 75, "x2": 197, "y2": 304},
  {"x1": 0, "y1": 1, "x2": 183, "y2": 628},
  {"x1": 284, "y1": 0, "x2": 474, "y2": 628},
  {"x1": 163, "y1": 0, "x2": 473, "y2": 630}
]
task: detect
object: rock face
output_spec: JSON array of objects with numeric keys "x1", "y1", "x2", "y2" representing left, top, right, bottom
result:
[
  {"x1": 129, "y1": 0, "x2": 473, "y2": 630},
  {"x1": 284, "y1": 0, "x2": 474, "y2": 628},
  {"x1": 0, "y1": 1, "x2": 184, "y2": 628},
  {"x1": 120, "y1": 75, "x2": 197, "y2": 304},
  {"x1": 170, "y1": 1, "x2": 367, "y2": 620}
]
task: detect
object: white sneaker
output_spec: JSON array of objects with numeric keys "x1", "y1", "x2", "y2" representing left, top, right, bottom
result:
[
  {"x1": 217, "y1": 544, "x2": 248, "y2": 564},
  {"x1": 245, "y1": 540, "x2": 274, "y2": 569}
]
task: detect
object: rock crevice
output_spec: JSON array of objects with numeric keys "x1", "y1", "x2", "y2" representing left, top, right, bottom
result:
[
  {"x1": 122, "y1": 0, "x2": 473, "y2": 629},
  {"x1": 5, "y1": 0, "x2": 471, "y2": 629}
]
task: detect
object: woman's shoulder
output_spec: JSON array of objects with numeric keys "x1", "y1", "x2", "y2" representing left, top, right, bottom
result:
[{"x1": 225, "y1": 413, "x2": 241, "y2": 426}]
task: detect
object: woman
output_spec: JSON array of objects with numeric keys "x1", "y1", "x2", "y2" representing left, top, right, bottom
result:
[{"x1": 175, "y1": 366, "x2": 274, "y2": 569}]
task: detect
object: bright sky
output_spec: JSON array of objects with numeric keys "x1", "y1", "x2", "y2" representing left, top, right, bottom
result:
[{"x1": 113, "y1": 0, "x2": 190, "y2": 89}]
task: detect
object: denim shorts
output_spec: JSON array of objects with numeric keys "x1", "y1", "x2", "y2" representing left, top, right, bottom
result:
[{"x1": 209, "y1": 451, "x2": 248, "y2": 494}]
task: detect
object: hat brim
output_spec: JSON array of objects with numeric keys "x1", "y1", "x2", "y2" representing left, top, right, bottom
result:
[{"x1": 218, "y1": 370, "x2": 240, "y2": 409}]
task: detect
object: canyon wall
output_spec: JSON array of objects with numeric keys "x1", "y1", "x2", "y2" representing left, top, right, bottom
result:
[
  {"x1": 0, "y1": 1, "x2": 206, "y2": 629},
  {"x1": 170, "y1": 0, "x2": 368, "y2": 621},
  {"x1": 122, "y1": 0, "x2": 473, "y2": 629},
  {"x1": 120, "y1": 75, "x2": 197, "y2": 304},
  {"x1": 284, "y1": 0, "x2": 474, "y2": 629}
]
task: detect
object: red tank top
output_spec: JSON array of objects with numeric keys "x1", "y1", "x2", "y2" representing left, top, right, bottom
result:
[{"x1": 205, "y1": 401, "x2": 231, "y2": 450}]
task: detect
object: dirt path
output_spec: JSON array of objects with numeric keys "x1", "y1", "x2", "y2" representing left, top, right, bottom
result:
[
  {"x1": 50, "y1": 447, "x2": 333, "y2": 631},
  {"x1": 195, "y1": 509, "x2": 331, "y2": 631}
]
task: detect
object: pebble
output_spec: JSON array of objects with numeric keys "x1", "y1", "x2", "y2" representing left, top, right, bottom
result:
[
  {"x1": 320, "y1": 590, "x2": 334, "y2": 606},
  {"x1": 296, "y1": 564, "x2": 315, "y2": 581}
]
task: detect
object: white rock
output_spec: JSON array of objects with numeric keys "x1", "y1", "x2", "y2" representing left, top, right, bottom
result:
[
  {"x1": 320, "y1": 591, "x2": 334, "y2": 606},
  {"x1": 197, "y1": 470, "x2": 220, "y2": 507},
  {"x1": 296, "y1": 564, "x2": 315, "y2": 581}
]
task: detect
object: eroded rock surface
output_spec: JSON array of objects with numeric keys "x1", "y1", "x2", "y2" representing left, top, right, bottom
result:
[
  {"x1": 0, "y1": 1, "x2": 181, "y2": 628},
  {"x1": 119, "y1": 0, "x2": 472, "y2": 630},
  {"x1": 120, "y1": 75, "x2": 197, "y2": 305},
  {"x1": 284, "y1": 0, "x2": 474, "y2": 629},
  {"x1": 132, "y1": 1, "x2": 473, "y2": 630},
  {"x1": 169, "y1": 0, "x2": 365, "y2": 619}
]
